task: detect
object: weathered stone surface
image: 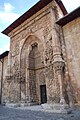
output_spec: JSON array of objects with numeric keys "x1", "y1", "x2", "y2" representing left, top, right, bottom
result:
[
  {"x1": 7, "y1": 1, "x2": 64, "y2": 105},
  {"x1": 0, "y1": 0, "x2": 80, "y2": 113},
  {"x1": 63, "y1": 17, "x2": 80, "y2": 104},
  {"x1": 0, "y1": 56, "x2": 9, "y2": 103}
]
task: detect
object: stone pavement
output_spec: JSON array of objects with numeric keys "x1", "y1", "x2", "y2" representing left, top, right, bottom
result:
[{"x1": 0, "y1": 105, "x2": 80, "y2": 120}]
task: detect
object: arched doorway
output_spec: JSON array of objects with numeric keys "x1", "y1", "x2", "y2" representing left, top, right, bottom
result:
[
  {"x1": 29, "y1": 42, "x2": 47, "y2": 104},
  {"x1": 39, "y1": 72, "x2": 47, "y2": 104},
  {"x1": 20, "y1": 35, "x2": 47, "y2": 104}
]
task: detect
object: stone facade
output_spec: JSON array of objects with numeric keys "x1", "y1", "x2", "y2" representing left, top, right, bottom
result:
[
  {"x1": 0, "y1": 0, "x2": 80, "y2": 112},
  {"x1": 0, "y1": 55, "x2": 9, "y2": 103},
  {"x1": 63, "y1": 17, "x2": 80, "y2": 105},
  {"x1": 4, "y1": 1, "x2": 65, "y2": 104}
]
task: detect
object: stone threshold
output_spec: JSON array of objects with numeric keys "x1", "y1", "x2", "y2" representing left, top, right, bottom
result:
[
  {"x1": 41, "y1": 103, "x2": 71, "y2": 113},
  {"x1": 5, "y1": 102, "x2": 38, "y2": 107},
  {"x1": 4, "y1": 102, "x2": 72, "y2": 114}
]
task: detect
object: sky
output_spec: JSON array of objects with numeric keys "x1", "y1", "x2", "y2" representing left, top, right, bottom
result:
[{"x1": 0, "y1": 0, "x2": 80, "y2": 54}]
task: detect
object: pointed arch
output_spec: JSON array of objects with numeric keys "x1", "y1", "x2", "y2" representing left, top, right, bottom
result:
[{"x1": 20, "y1": 34, "x2": 46, "y2": 104}]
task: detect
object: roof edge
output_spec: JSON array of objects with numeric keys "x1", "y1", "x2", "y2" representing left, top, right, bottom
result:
[
  {"x1": 56, "y1": 6, "x2": 80, "y2": 26},
  {"x1": 2, "y1": 0, "x2": 67, "y2": 36},
  {"x1": 55, "y1": 0, "x2": 67, "y2": 15},
  {"x1": 0, "y1": 51, "x2": 9, "y2": 59}
]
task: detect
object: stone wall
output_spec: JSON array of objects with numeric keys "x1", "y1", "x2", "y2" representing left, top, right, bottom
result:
[
  {"x1": 5, "y1": 0, "x2": 65, "y2": 104},
  {"x1": 0, "y1": 56, "x2": 8, "y2": 103},
  {"x1": 63, "y1": 17, "x2": 80, "y2": 103}
]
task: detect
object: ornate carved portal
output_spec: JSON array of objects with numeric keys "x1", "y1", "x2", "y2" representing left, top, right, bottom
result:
[
  {"x1": 28, "y1": 42, "x2": 46, "y2": 104},
  {"x1": 20, "y1": 36, "x2": 46, "y2": 104}
]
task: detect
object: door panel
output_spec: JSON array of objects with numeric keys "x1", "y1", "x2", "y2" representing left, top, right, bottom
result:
[{"x1": 40, "y1": 85, "x2": 47, "y2": 104}]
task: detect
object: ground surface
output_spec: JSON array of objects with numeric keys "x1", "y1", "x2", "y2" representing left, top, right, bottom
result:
[{"x1": 0, "y1": 105, "x2": 80, "y2": 120}]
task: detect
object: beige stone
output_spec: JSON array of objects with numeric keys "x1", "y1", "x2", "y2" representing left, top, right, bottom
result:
[{"x1": 0, "y1": 0, "x2": 80, "y2": 113}]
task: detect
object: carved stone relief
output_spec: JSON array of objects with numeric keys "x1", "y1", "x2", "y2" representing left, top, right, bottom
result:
[
  {"x1": 39, "y1": 71, "x2": 45, "y2": 85},
  {"x1": 45, "y1": 35, "x2": 53, "y2": 66},
  {"x1": 12, "y1": 41, "x2": 20, "y2": 57},
  {"x1": 9, "y1": 81, "x2": 20, "y2": 102}
]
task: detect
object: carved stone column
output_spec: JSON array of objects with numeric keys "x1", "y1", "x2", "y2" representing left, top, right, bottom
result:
[
  {"x1": 53, "y1": 60, "x2": 66, "y2": 104},
  {"x1": 25, "y1": 68, "x2": 31, "y2": 103},
  {"x1": 42, "y1": 7, "x2": 70, "y2": 113},
  {"x1": 50, "y1": 7, "x2": 61, "y2": 55},
  {"x1": 50, "y1": 7, "x2": 66, "y2": 103}
]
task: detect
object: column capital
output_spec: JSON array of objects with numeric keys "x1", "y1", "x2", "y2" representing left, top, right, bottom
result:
[{"x1": 53, "y1": 60, "x2": 65, "y2": 72}]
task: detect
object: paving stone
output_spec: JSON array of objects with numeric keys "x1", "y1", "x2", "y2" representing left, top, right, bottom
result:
[
  {"x1": 58, "y1": 118, "x2": 64, "y2": 120},
  {"x1": 0, "y1": 105, "x2": 80, "y2": 120}
]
